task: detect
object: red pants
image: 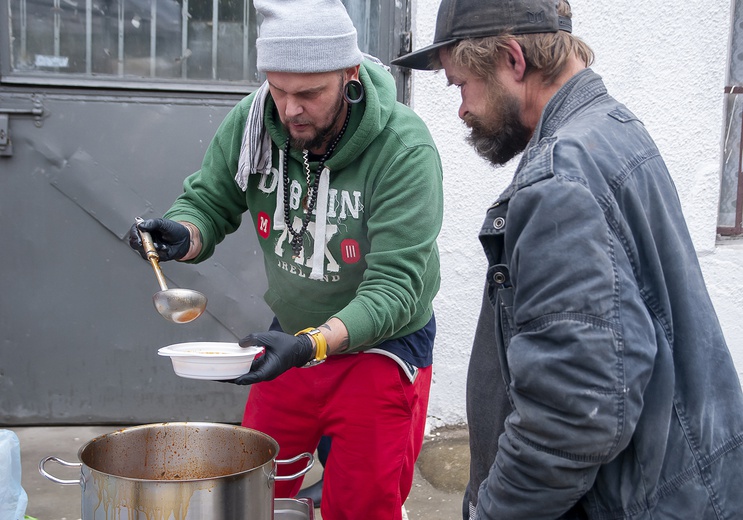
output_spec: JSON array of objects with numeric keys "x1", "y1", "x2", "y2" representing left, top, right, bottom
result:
[{"x1": 242, "y1": 352, "x2": 432, "y2": 520}]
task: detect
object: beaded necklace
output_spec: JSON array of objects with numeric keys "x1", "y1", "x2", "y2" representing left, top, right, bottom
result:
[{"x1": 283, "y1": 104, "x2": 352, "y2": 258}]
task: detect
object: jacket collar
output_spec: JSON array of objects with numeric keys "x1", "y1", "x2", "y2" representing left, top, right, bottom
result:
[{"x1": 531, "y1": 68, "x2": 607, "y2": 143}]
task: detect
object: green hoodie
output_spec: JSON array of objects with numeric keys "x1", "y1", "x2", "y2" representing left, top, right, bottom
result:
[{"x1": 165, "y1": 61, "x2": 443, "y2": 353}]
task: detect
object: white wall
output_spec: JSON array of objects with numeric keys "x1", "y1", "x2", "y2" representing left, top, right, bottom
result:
[{"x1": 408, "y1": 0, "x2": 743, "y2": 429}]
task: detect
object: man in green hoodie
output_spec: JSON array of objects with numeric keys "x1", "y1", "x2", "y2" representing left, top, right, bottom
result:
[{"x1": 128, "y1": 0, "x2": 443, "y2": 518}]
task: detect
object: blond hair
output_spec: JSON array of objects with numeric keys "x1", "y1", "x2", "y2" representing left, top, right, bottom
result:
[{"x1": 439, "y1": 0, "x2": 594, "y2": 85}]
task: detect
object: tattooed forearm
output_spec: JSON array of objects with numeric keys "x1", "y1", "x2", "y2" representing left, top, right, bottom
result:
[{"x1": 320, "y1": 321, "x2": 350, "y2": 354}]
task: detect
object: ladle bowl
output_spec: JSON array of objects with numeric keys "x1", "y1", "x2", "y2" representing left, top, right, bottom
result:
[
  {"x1": 153, "y1": 288, "x2": 207, "y2": 324},
  {"x1": 135, "y1": 218, "x2": 208, "y2": 324}
]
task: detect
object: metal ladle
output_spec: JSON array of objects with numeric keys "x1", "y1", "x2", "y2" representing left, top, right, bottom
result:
[{"x1": 135, "y1": 218, "x2": 207, "y2": 324}]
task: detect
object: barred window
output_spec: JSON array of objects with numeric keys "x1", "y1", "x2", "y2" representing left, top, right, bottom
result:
[{"x1": 1, "y1": 0, "x2": 402, "y2": 93}]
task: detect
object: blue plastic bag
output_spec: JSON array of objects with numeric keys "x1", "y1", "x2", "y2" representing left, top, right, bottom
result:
[{"x1": 0, "y1": 430, "x2": 28, "y2": 520}]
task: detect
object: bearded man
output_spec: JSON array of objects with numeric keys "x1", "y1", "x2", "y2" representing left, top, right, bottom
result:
[
  {"x1": 393, "y1": 0, "x2": 743, "y2": 518},
  {"x1": 128, "y1": 1, "x2": 444, "y2": 518}
]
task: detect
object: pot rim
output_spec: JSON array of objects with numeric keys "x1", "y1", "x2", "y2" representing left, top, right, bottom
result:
[{"x1": 76, "y1": 421, "x2": 279, "y2": 483}]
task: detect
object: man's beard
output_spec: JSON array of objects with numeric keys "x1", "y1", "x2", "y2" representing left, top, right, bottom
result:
[
  {"x1": 464, "y1": 94, "x2": 532, "y2": 166},
  {"x1": 288, "y1": 91, "x2": 345, "y2": 152}
]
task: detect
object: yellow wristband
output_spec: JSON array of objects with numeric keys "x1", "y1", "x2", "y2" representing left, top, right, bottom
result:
[{"x1": 295, "y1": 327, "x2": 328, "y2": 363}]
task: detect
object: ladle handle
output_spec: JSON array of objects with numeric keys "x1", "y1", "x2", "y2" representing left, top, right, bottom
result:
[{"x1": 135, "y1": 217, "x2": 169, "y2": 291}]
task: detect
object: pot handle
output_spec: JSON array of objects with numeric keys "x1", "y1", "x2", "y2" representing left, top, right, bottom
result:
[
  {"x1": 274, "y1": 452, "x2": 314, "y2": 481},
  {"x1": 39, "y1": 456, "x2": 82, "y2": 485}
]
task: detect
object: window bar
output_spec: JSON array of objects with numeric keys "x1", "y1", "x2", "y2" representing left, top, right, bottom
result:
[
  {"x1": 53, "y1": 0, "x2": 60, "y2": 60},
  {"x1": 150, "y1": 0, "x2": 158, "y2": 77},
  {"x1": 736, "y1": 92, "x2": 743, "y2": 235},
  {"x1": 362, "y1": 0, "x2": 370, "y2": 51},
  {"x1": 344, "y1": 0, "x2": 369, "y2": 52},
  {"x1": 181, "y1": 0, "x2": 189, "y2": 78},
  {"x1": 20, "y1": 0, "x2": 27, "y2": 66},
  {"x1": 85, "y1": 0, "x2": 92, "y2": 74},
  {"x1": 242, "y1": 0, "x2": 249, "y2": 80},
  {"x1": 212, "y1": 0, "x2": 219, "y2": 80},
  {"x1": 117, "y1": 0, "x2": 125, "y2": 76}
]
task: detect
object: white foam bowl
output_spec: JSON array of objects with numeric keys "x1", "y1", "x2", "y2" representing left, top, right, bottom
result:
[{"x1": 158, "y1": 342, "x2": 263, "y2": 380}]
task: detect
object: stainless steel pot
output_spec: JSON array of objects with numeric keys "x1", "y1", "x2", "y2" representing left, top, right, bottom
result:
[{"x1": 39, "y1": 422, "x2": 313, "y2": 520}]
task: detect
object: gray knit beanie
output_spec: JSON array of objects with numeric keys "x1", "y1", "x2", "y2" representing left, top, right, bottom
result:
[{"x1": 254, "y1": 0, "x2": 364, "y2": 73}]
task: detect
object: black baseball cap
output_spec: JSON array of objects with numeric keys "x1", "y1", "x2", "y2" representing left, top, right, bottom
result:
[{"x1": 391, "y1": 0, "x2": 572, "y2": 70}]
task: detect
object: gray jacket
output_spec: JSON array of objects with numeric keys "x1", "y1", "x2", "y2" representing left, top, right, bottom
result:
[{"x1": 468, "y1": 69, "x2": 743, "y2": 519}]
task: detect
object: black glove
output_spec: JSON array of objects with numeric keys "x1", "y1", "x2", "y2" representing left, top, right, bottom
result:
[
  {"x1": 128, "y1": 218, "x2": 191, "y2": 262},
  {"x1": 229, "y1": 331, "x2": 315, "y2": 385}
]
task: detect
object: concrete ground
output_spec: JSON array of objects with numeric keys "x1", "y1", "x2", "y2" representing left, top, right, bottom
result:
[{"x1": 9, "y1": 425, "x2": 469, "y2": 520}]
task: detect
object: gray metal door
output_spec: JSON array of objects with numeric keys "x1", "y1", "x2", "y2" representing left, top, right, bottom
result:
[{"x1": 0, "y1": 0, "x2": 406, "y2": 425}]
